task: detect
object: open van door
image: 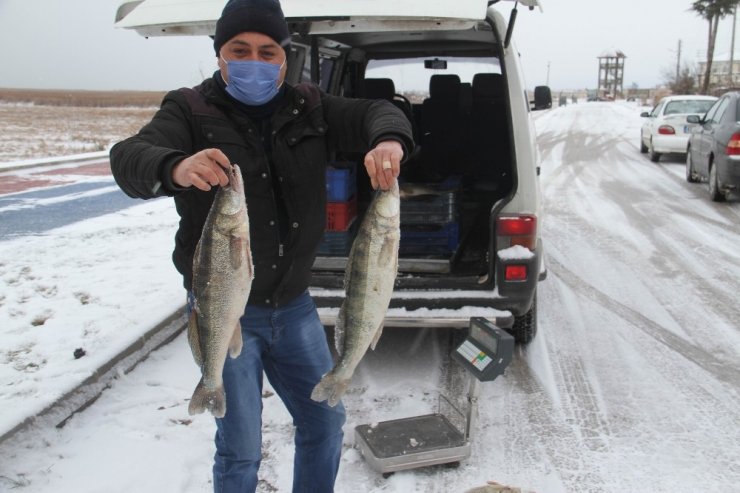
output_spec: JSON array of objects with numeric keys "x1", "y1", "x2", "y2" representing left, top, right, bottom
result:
[{"x1": 115, "y1": 0, "x2": 499, "y2": 36}]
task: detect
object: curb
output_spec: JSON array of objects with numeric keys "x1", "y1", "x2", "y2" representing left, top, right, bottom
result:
[
  {"x1": 0, "y1": 307, "x2": 187, "y2": 447},
  {"x1": 0, "y1": 151, "x2": 109, "y2": 173}
]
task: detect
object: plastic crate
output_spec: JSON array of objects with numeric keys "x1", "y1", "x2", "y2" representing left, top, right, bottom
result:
[
  {"x1": 326, "y1": 162, "x2": 357, "y2": 202},
  {"x1": 326, "y1": 195, "x2": 357, "y2": 231},
  {"x1": 400, "y1": 222, "x2": 460, "y2": 255},
  {"x1": 401, "y1": 192, "x2": 457, "y2": 224},
  {"x1": 400, "y1": 178, "x2": 460, "y2": 225},
  {"x1": 317, "y1": 223, "x2": 358, "y2": 256}
]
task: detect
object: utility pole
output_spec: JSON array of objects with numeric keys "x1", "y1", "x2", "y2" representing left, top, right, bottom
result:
[
  {"x1": 676, "y1": 39, "x2": 682, "y2": 83},
  {"x1": 546, "y1": 61, "x2": 551, "y2": 86},
  {"x1": 730, "y1": 4, "x2": 737, "y2": 87}
]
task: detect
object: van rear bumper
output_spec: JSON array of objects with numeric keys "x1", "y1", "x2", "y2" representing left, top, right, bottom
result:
[{"x1": 311, "y1": 290, "x2": 524, "y2": 328}]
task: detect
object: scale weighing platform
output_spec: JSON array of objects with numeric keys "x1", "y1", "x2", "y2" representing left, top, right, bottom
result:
[{"x1": 355, "y1": 317, "x2": 515, "y2": 476}]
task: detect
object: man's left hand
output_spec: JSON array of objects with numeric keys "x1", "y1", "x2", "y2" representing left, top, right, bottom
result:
[{"x1": 363, "y1": 140, "x2": 403, "y2": 190}]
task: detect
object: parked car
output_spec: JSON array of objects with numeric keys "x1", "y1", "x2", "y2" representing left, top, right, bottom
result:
[
  {"x1": 115, "y1": 0, "x2": 547, "y2": 343},
  {"x1": 685, "y1": 91, "x2": 740, "y2": 201},
  {"x1": 640, "y1": 95, "x2": 717, "y2": 162}
]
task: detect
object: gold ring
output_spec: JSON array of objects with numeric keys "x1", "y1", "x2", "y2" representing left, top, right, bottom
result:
[{"x1": 382, "y1": 160, "x2": 392, "y2": 170}]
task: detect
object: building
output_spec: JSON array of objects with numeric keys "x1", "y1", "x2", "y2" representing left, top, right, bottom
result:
[
  {"x1": 697, "y1": 53, "x2": 740, "y2": 91},
  {"x1": 597, "y1": 48, "x2": 626, "y2": 100}
]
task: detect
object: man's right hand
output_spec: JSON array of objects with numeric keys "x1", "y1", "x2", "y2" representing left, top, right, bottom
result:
[{"x1": 172, "y1": 148, "x2": 231, "y2": 191}]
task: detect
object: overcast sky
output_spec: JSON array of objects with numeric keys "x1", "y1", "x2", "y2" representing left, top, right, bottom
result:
[{"x1": 0, "y1": 0, "x2": 737, "y2": 92}]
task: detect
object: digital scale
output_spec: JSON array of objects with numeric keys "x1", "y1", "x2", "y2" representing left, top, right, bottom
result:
[{"x1": 354, "y1": 317, "x2": 515, "y2": 476}]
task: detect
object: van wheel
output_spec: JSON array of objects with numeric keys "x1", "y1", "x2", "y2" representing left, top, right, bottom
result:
[
  {"x1": 508, "y1": 293, "x2": 538, "y2": 344},
  {"x1": 648, "y1": 139, "x2": 661, "y2": 162},
  {"x1": 709, "y1": 163, "x2": 725, "y2": 202}
]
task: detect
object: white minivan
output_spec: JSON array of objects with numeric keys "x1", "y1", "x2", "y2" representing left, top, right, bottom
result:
[{"x1": 116, "y1": 0, "x2": 548, "y2": 343}]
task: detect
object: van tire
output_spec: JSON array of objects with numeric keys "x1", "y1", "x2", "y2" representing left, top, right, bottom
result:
[{"x1": 508, "y1": 292, "x2": 537, "y2": 344}]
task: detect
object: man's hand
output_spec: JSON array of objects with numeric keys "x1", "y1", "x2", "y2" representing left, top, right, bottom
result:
[
  {"x1": 172, "y1": 148, "x2": 231, "y2": 191},
  {"x1": 363, "y1": 140, "x2": 404, "y2": 190}
]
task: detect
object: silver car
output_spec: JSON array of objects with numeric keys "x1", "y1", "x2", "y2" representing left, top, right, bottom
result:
[{"x1": 686, "y1": 91, "x2": 740, "y2": 201}]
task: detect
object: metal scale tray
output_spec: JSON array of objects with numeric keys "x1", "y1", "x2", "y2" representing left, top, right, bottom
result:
[
  {"x1": 354, "y1": 317, "x2": 515, "y2": 476},
  {"x1": 355, "y1": 412, "x2": 469, "y2": 474}
]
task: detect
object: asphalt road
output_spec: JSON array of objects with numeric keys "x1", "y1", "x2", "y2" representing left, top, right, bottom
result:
[{"x1": 0, "y1": 160, "x2": 147, "y2": 239}]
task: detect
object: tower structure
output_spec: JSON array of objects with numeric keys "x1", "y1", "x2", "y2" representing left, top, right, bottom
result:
[{"x1": 597, "y1": 49, "x2": 626, "y2": 99}]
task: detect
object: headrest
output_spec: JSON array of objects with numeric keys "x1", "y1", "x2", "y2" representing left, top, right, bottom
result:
[
  {"x1": 472, "y1": 73, "x2": 504, "y2": 99},
  {"x1": 363, "y1": 78, "x2": 396, "y2": 100},
  {"x1": 429, "y1": 74, "x2": 461, "y2": 99}
]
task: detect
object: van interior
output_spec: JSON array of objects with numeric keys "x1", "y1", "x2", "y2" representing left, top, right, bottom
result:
[{"x1": 298, "y1": 25, "x2": 514, "y2": 292}]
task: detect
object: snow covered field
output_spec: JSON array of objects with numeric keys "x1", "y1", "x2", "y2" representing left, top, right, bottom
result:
[{"x1": 0, "y1": 101, "x2": 738, "y2": 492}]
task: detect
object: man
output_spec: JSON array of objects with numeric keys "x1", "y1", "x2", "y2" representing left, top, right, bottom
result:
[{"x1": 109, "y1": 0, "x2": 413, "y2": 491}]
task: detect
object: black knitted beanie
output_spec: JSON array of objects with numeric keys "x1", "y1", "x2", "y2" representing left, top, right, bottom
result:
[{"x1": 213, "y1": 0, "x2": 291, "y2": 55}]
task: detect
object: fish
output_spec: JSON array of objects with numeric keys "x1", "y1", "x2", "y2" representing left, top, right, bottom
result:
[
  {"x1": 399, "y1": 182, "x2": 443, "y2": 198},
  {"x1": 463, "y1": 482, "x2": 526, "y2": 493},
  {"x1": 187, "y1": 164, "x2": 253, "y2": 418},
  {"x1": 311, "y1": 179, "x2": 401, "y2": 407}
]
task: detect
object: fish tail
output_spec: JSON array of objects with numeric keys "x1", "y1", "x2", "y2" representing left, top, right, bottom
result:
[
  {"x1": 310, "y1": 372, "x2": 350, "y2": 407},
  {"x1": 188, "y1": 378, "x2": 226, "y2": 418}
]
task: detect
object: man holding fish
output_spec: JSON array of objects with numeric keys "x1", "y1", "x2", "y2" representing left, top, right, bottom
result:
[{"x1": 109, "y1": 0, "x2": 413, "y2": 491}]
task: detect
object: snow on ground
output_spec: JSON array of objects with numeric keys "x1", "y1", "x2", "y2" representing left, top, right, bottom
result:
[
  {"x1": 0, "y1": 101, "x2": 739, "y2": 492},
  {"x1": 0, "y1": 195, "x2": 183, "y2": 438}
]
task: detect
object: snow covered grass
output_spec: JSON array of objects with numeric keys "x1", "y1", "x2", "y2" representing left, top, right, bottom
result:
[{"x1": 0, "y1": 101, "x2": 156, "y2": 162}]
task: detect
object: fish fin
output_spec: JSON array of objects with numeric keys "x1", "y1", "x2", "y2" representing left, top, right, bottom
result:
[
  {"x1": 228, "y1": 322, "x2": 243, "y2": 358},
  {"x1": 191, "y1": 240, "x2": 203, "y2": 287},
  {"x1": 188, "y1": 378, "x2": 226, "y2": 418},
  {"x1": 187, "y1": 310, "x2": 203, "y2": 367},
  {"x1": 370, "y1": 321, "x2": 384, "y2": 351},
  {"x1": 334, "y1": 303, "x2": 346, "y2": 356},
  {"x1": 310, "y1": 372, "x2": 350, "y2": 407},
  {"x1": 230, "y1": 235, "x2": 243, "y2": 269}
]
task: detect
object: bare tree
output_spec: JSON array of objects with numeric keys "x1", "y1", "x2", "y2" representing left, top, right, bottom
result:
[
  {"x1": 692, "y1": 0, "x2": 740, "y2": 94},
  {"x1": 661, "y1": 63, "x2": 698, "y2": 94}
]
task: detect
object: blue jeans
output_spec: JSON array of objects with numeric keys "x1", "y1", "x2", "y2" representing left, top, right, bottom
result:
[{"x1": 200, "y1": 291, "x2": 346, "y2": 493}]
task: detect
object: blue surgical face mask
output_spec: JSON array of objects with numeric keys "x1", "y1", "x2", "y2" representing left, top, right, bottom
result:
[{"x1": 223, "y1": 57, "x2": 285, "y2": 106}]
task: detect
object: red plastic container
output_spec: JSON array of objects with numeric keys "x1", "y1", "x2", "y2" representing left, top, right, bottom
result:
[{"x1": 326, "y1": 195, "x2": 357, "y2": 231}]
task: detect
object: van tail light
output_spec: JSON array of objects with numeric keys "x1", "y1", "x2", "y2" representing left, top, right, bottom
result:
[
  {"x1": 497, "y1": 215, "x2": 537, "y2": 251},
  {"x1": 505, "y1": 264, "x2": 528, "y2": 281},
  {"x1": 658, "y1": 125, "x2": 675, "y2": 135},
  {"x1": 727, "y1": 133, "x2": 740, "y2": 155}
]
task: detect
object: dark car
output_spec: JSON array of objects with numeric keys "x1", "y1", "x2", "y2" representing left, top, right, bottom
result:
[
  {"x1": 533, "y1": 86, "x2": 552, "y2": 110},
  {"x1": 685, "y1": 91, "x2": 740, "y2": 201}
]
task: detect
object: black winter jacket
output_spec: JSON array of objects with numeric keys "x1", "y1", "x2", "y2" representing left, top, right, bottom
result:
[{"x1": 110, "y1": 77, "x2": 413, "y2": 308}]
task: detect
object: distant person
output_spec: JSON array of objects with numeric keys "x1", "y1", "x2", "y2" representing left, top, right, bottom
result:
[{"x1": 108, "y1": 0, "x2": 413, "y2": 491}]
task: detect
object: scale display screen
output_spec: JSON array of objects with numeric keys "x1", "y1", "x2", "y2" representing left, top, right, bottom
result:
[
  {"x1": 470, "y1": 324, "x2": 498, "y2": 355},
  {"x1": 451, "y1": 317, "x2": 514, "y2": 382}
]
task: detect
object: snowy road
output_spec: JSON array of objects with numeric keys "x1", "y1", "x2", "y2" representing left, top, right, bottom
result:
[{"x1": 1, "y1": 102, "x2": 738, "y2": 492}]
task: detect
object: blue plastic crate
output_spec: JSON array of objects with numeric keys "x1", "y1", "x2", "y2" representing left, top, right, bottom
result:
[
  {"x1": 317, "y1": 223, "x2": 358, "y2": 256},
  {"x1": 400, "y1": 222, "x2": 460, "y2": 255},
  {"x1": 326, "y1": 162, "x2": 357, "y2": 202}
]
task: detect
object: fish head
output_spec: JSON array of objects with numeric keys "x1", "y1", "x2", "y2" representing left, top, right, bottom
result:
[
  {"x1": 217, "y1": 164, "x2": 245, "y2": 216},
  {"x1": 375, "y1": 179, "x2": 400, "y2": 219}
]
